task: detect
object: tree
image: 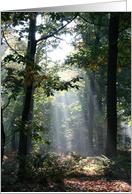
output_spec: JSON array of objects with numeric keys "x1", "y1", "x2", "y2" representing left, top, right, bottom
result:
[
  {"x1": 106, "y1": 13, "x2": 119, "y2": 158},
  {"x1": 1, "y1": 12, "x2": 80, "y2": 177},
  {"x1": 64, "y1": 13, "x2": 108, "y2": 155},
  {"x1": 1, "y1": 94, "x2": 14, "y2": 165},
  {"x1": 1, "y1": 108, "x2": 5, "y2": 165},
  {"x1": 18, "y1": 13, "x2": 37, "y2": 177},
  {"x1": 1, "y1": 54, "x2": 24, "y2": 165},
  {"x1": 64, "y1": 12, "x2": 130, "y2": 157},
  {"x1": 1, "y1": 12, "x2": 130, "y2": 168}
]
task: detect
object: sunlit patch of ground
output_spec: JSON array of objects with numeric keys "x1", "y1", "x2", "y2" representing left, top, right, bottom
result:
[
  {"x1": 64, "y1": 179, "x2": 131, "y2": 192},
  {"x1": 83, "y1": 159, "x2": 101, "y2": 172},
  {"x1": 2, "y1": 151, "x2": 131, "y2": 192},
  {"x1": 6, "y1": 178, "x2": 131, "y2": 192}
]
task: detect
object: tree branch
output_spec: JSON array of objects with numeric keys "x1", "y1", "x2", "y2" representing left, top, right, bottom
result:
[
  {"x1": 1, "y1": 27, "x2": 20, "y2": 56},
  {"x1": 79, "y1": 14, "x2": 108, "y2": 27},
  {"x1": 53, "y1": 35, "x2": 65, "y2": 41},
  {"x1": 2, "y1": 95, "x2": 13, "y2": 111},
  {"x1": 36, "y1": 13, "x2": 79, "y2": 43}
]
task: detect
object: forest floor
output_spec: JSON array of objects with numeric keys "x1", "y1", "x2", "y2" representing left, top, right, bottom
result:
[{"x1": 1, "y1": 149, "x2": 131, "y2": 192}]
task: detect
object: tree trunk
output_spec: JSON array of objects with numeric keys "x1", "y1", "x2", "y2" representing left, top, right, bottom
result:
[
  {"x1": 11, "y1": 96, "x2": 23, "y2": 152},
  {"x1": 11, "y1": 133, "x2": 17, "y2": 151},
  {"x1": 97, "y1": 70, "x2": 104, "y2": 153},
  {"x1": 27, "y1": 89, "x2": 34, "y2": 151},
  {"x1": 83, "y1": 72, "x2": 89, "y2": 155},
  {"x1": 18, "y1": 13, "x2": 37, "y2": 178},
  {"x1": 87, "y1": 15, "x2": 102, "y2": 156},
  {"x1": 97, "y1": 94, "x2": 104, "y2": 153},
  {"x1": 87, "y1": 71, "x2": 95, "y2": 156},
  {"x1": 18, "y1": 84, "x2": 33, "y2": 175},
  {"x1": 1, "y1": 108, "x2": 5, "y2": 166},
  {"x1": 106, "y1": 13, "x2": 119, "y2": 158}
]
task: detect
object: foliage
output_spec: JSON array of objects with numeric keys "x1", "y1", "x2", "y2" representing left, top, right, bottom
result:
[
  {"x1": 1, "y1": 12, "x2": 131, "y2": 185},
  {"x1": 1, "y1": 12, "x2": 83, "y2": 149},
  {"x1": 1, "y1": 151, "x2": 131, "y2": 192},
  {"x1": 1, "y1": 153, "x2": 19, "y2": 191},
  {"x1": 64, "y1": 12, "x2": 131, "y2": 122},
  {"x1": 96, "y1": 152, "x2": 131, "y2": 180}
]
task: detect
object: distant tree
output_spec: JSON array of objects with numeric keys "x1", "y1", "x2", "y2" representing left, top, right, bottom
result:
[
  {"x1": 64, "y1": 12, "x2": 130, "y2": 157},
  {"x1": 1, "y1": 95, "x2": 14, "y2": 165},
  {"x1": 1, "y1": 108, "x2": 5, "y2": 165},
  {"x1": 1, "y1": 12, "x2": 80, "y2": 178}
]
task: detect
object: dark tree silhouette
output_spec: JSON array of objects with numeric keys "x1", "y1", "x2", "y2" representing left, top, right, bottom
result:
[{"x1": 106, "y1": 13, "x2": 119, "y2": 157}]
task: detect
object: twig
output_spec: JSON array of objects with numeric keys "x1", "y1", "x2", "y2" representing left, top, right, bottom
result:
[
  {"x1": 36, "y1": 13, "x2": 79, "y2": 43},
  {"x1": 53, "y1": 35, "x2": 65, "y2": 41},
  {"x1": 1, "y1": 26, "x2": 20, "y2": 56},
  {"x1": 78, "y1": 14, "x2": 108, "y2": 27},
  {"x1": 2, "y1": 94, "x2": 13, "y2": 111}
]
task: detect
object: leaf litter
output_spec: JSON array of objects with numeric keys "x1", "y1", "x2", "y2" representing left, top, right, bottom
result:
[{"x1": 2, "y1": 153, "x2": 131, "y2": 192}]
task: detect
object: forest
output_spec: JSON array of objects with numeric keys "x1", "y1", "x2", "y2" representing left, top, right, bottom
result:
[{"x1": 1, "y1": 12, "x2": 131, "y2": 192}]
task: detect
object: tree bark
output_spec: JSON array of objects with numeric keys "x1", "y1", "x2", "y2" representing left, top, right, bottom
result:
[
  {"x1": 106, "y1": 13, "x2": 119, "y2": 158},
  {"x1": 11, "y1": 96, "x2": 23, "y2": 152},
  {"x1": 1, "y1": 108, "x2": 5, "y2": 166},
  {"x1": 87, "y1": 15, "x2": 102, "y2": 156},
  {"x1": 97, "y1": 70, "x2": 104, "y2": 153},
  {"x1": 83, "y1": 72, "x2": 89, "y2": 155},
  {"x1": 18, "y1": 13, "x2": 37, "y2": 177},
  {"x1": 11, "y1": 133, "x2": 17, "y2": 151},
  {"x1": 87, "y1": 71, "x2": 95, "y2": 155},
  {"x1": 26, "y1": 89, "x2": 34, "y2": 151}
]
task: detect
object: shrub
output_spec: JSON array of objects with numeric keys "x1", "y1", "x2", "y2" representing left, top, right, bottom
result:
[{"x1": 96, "y1": 154, "x2": 131, "y2": 179}]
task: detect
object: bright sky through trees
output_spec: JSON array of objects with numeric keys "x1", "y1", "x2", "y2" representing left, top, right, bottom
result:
[
  {"x1": 1, "y1": 12, "x2": 131, "y2": 192},
  {"x1": 49, "y1": 34, "x2": 74, "y2": 62},
  {"x1": 36, "y1": 15, "x2": 74, "y2": 62}
]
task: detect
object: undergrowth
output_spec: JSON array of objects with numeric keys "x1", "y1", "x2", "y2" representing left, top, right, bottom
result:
[{"x1": 1, "y1": 149, "x2": 131, "y2": 192}]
